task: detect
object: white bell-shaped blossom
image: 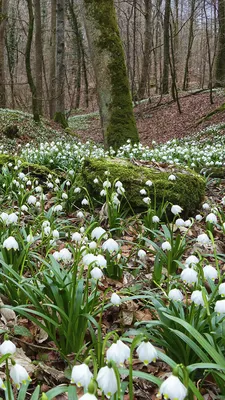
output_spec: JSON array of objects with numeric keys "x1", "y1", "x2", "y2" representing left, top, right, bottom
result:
[
  {"x1": 59, "y1": 248, "x2": 72, "y2": 262},
  {"x1": 7, "y1": 213, "x2": 18, "y2": 225},
  {"x1": 171, "y1": 205, "x2": 183, "y2": 215},
  {"x1": 191, "y1": 290, "x2": 205, "y2": 306},
  {"x1": 203, "y1": 265, "x2": 218, "y2": 281},
  {"x1": 111, "y1": 293, "x2": 121, "y2": 306},
  {"x1": 96, "y1": 254, "x2": 107, "y2": 269},
  {"x1": 180, "y1": 268, "x2": 198, "y2": 284},
  {"x1": 162, "y1": 241, "x2": 171, "y2": 251},
  {"x1": 106, "y1": 340, "x2": 130, "y2": 366},
  {"x1": 168, "y1": 288, "x2": 183, "y2": 301},
  {"x1": 3, "y1": 236, "x2": 19, "y2": 251},
  {"x1": 10, "y1": 364, "x2": 31, "y2": 389},
  {"x1": 91, "y1": 227, "x2": 107, "y2": 240},
  {"x1": 197, "y1": 233, "x2": 210, "y2": 245},
  {"x1": 146, "y1": 180, "x2": 153, "y2": 186},
  {"x1": 102, "y1": 238, "x2": 119, "y2": 253},
  {"x1": 27, "y1": 195, "x2": 37, "y2": 205},
  {"x1": 83, "y1": 253, "x2": 97, "y2": 266},
  {"x1": 0, "y1": 340, "x2": 16, "y2": 355},
  {"x1": 202, "y1": 203, "x2": 210, "y2": 210},
  {"x1": 138, "y1": 249, "x2": 146, "y2": 260},
  {"x1": 91, "y1": 267, "x2": 103, "y2": 280},
  {"x1": 185, "y1": 255, "x2": 199, "y2": 268},
  {"x1": 219, "y1": 283, "x2": 225, "y2": 297},
  {"x1": 206, "y1": 213, "x2": 217, "y2": 224},
  {"x1": 79, "y1": 394, "x2": 97, "y2": 400},
  {"x1": 97, "y1": 366, "x2": 117, "y2": 398},
  {"x1": 159, "y1": 375, "x2": 187, "y2": 400},
  {"x1": 152, "y1": 215, "x2": 160, "y2": 223},
  {"x1": 195, "y1": 214, "x2": 203, "y2": 221},
  {"x1": 136, "y1": 341, "x2": 158, "y2": 365},
  {"x1": 215, "y1": 300, "x2": 225, "y2": 314},
  {"x1": 71, "y1": 363, "x2": 93, "y2": 389},
  {"x1": 168, "y1": 174, "x2": 176, "y2": 181},
  {"x1": 72, "y1": 232, "x2": 82, "y2": 243},
  {"x1": 175, "y1": 218, "x2": 185, "y2": 227},
  {"x1": 140, "y1": 189, "x2": 147, "y2": 195}
]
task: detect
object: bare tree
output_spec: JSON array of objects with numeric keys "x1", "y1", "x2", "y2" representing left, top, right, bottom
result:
[
  {"x1": 138, "y1": 0, "x2": 152, "y2": 99},
  {"x1": 34, "y1": 0, "x2": 43, "y2": 114},
  {"x1": 214, "y1": 0, "x2": 225, "y2": 86},
  {"x1": 0, "y1": 0, "x2": 8, "y2": 107},
  {"x1": 162, "y1": 0, "x2": 171, "y2": 94}
]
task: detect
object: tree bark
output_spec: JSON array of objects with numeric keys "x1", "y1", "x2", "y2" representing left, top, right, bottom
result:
[
  {"x1": 162, "y1": 0, "x2": 171, "y2": 94},
  {"x1": 0, "y1": 0, "x2": 8, "y2": 108},
  {"x1": 214, "y1": 0, "x2": 225, "y2": 87},
  {"x1": 82, "y1": 0, "x2": 139, "y2": 150},
  {"x1": 34, "y1": 0, "x2": 43, "y2": 114},
  {"x1": 49, "y1": 0, "x2": 56, "y2": 118},
  {"x1": 54, "y1": 0, "x2": 67, "y2": 127},
  {"x1": 138, "y1": 0, "x2": 152, "y2": 100},
  {"x1": 182, "y1": 0, "x2": 196, "y2": 91},
  {"x1": 26, "y1": 0, "x2": 40, "y2": 122}
]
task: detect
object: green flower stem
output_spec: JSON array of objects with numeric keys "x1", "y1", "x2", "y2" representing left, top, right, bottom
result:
[
  {"x1": 128, "y1": 335, "x2": 144, "y2": 400},
  {"x1": 5, "y1": 358, "x2": 12, "y2": 400}
]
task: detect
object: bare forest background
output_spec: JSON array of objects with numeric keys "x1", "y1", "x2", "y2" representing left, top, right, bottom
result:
[{"x1": 0, "y1": 0, "x2": 225, "y2": 122}]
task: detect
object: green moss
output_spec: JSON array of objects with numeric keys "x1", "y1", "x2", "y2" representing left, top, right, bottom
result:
[
  {"x1": 54, "y1": 112, "x2": 68, "y2": 129},
  {"x1": 0, "y1": 154, "x2": 57, "y2": 178},
  {"x1": 84, "y1": 0, "x2": 139, "y2": 149},
  {"x1": 81, "y1": 158, "x2": 206, "y2": 217}
]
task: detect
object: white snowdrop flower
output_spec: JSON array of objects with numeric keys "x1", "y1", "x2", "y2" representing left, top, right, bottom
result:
[
  {"x1": 52, "y1": 251, "x2": 60, "y2": 261},
  {"x1": 36, "y1": 201, "x2": 41, "y2": 208},
  {"x1": 60, "y1": 248, "x2": 72, "y2": 262},
  {"x1": 168, "y1": 174, "x2": 176, "y2": 181},
  {"x1": 3, "y1": 236, "x2": 19, "y2": 251},
  {"x1": 77, "y1": 211, "x2": 84, "y2": 219},
  {"x1": 168, "y1": 288, "x2": 183, "y2": 301},
  {"x1": 66, "y1": 181, "x2": 71, "y2": 186},
  {"x1": 206, "y1": 213, "x2": 217, "y2": 224},
  {"x1": 62, "y1": 193, "x2": 68, "y2": 200},
  {"x1": 27, "y1": 233, "x2": 35, "y2": 243},
  {"x1": 26, "y1": 180, "x2": 31, "y2": 186},
  {"x1": 79, "y1": 394, "x2": 97, "y2": 400},
  {"x1": 185, "y1": 255, "x2": 199, "y2": 268},
  {"x1": 195, "y1": 214, "x2": 203, "y2": 221},
  {"x1": 53, "y1": 204, "x2": 63, "y2": 212},
  {"x1": 161, "y1": 241, "x2": 171, "y2": 251},
  {"x1": 146, "y1": 180, "x2": 153, "y2": 186},
  {"x1": 0, "y1": 212, "x2": 8, "y2": 223},
  {"x1": 83, "y1": 253, "x2": 97, "y2": 266},
  {"x1": 159, "y1": 375, "x2": 187, "y2": 400},
  {"x1": 140, "y1": 189, "x2": 147, "y2": 195},
  {"x1": 72, "y1": 232, "x2": 82, "y2": 243},
  {"x1": 215, "y1": 299, "x2": 225, "y2": 314},
  {"x1": 197, "y1": 233, "x2": 210, "y2": 245},
  {"x1": 115, "y1": 180, "x2": 123, "y2": 188},
  {"x1": 191, "y1": 290, "x2": 205, "y2": 306},
  {"x1": 52, "y1": 230, "x2": 59, "y2": 239},
  {"x1": 138, "y1": 249, "x2": 146, "y2": 260},
  {"x1": 89, "y1": 241, "x2": 97, "y2": 249},
  {"x1": 91, "y1": 227, "x2": 107, "y2": 240},
  {"x1": 180, "y1": 268, "x2": 198, "y2": 284},
  {"x1": 106, "y1": 340, "x2": 130, "y2": 366},
  {"x1": 27, "y1": 195, "x2": 37, "y2": 205},
  {"x1": 221, "y1": 196, "x2": 225, "y2": 206},
  {"x1": 96, "y1": 254, "x2": 107, "y2": 269},
  {"x1": 137, "y1": 341, "x2": 158, "y2": 365},
  {"x1": 71, "y1": 363, "x2": 93, "y2": 389},
  {"x1": 171, "y1": 205, "x2": 183, "y2": 215},
  {"x1": 48, "y1": 174, "x2": 52, "y2": 179},
  {"x1": 8, "y1": 163, "x2": 12, "y2": 167},
  {"x1": 104, "y1": 171, "x2": 110, "y2": 176},
  {"x1": 103, "y1": 180, "x2": 111, "y2": 188},
  {"x1": 102, "y1": 238, "x2": 119, "y2": 253},
  {"x1": 117, "y1": 186, "x2": 125, "y2": 195},
  {"x1": 184, "y1": 219, "x2": 191, "y2": 227},
  {"x1": 219, "y1": 283, "x2": 225, "y2": 297},
  {"x1": 44, "y1": 226, "x2": 51, "y2": 236},
  {"x1": 0, "y1": 340, "x2": 16, "y2": 355},
  {"x1": 69, "y1": 170, "x2": 74, "y2": 176},
  {"x1": 13, "y1": 180, "x2": 19, "y2": 187},
  {"x1": 18, "y1": 172, "x2": 25, "y2": 180},
  {"x1": 100, "y1": 189, "x2": 106, "y2": 196},
  {"x1": 143, "y1": 197, "x2": 151, "y2": 205},
  {"x1": 203, "y1": 265, "x2": 218, "y2": 280},
  {"x1": 175, "y1": 218, "x2": 185, "y2": 227},
  {"x1": 111, "y1": 293, "x2": 121, "y2": 306},
  {"x1": 74, "y1": 187, "x2": 81, "y2": 193},
  {"x1": 81, "y1": 198, "x2": 89, "y2": 206},
  {"x1": 93, "y1": 178, "x2": 99, "y2": 184},
  {"x1": 202, "y1": 203, "x2": 210, "y2": 210},
  {"x1": 7, "y1": 213, "x2": 18, "y2": 225},
  {"x1": 91, "y1": 267, "x2": 103, "y2": 280},
  {"x1": 10, "y1": 364, "x2": 31, "y2": 389},
  {"x1": 80, "y1": 227, "x2": 85, "y2": 233},
  {"x1": 152, "y1": 215, "x2": 159, "y2": 223},
  {"x1": 97, "y1": 366, "x2": 117, "y2": 398},
  {"x1": 47, "y1": 182, "x2": 54, "y2": 189},
  {"x1": 42, "y1": 220, "x2": 50, "y2": 228},
  {"x1": 55, "y1": 178, "x2": 60, "y2": 184}
]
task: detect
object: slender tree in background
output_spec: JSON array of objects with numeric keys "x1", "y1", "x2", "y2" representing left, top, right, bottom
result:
[
  {"x1": 182, "y1": 0, "x2": 196, "y2": 90},
  {"x1": 34, "y1": 0, "x2": 43, "y2": 115},
  {"x1": 0, "y1": 0, "x2": 8, "y2": 108},
  {"x1": 82, "y1": 0, "x2": 139, "y2": 150},
  {"x1": 5, "y1": 6, "x2": 17, "y2": 109},
  {"x1": 214, "y1": 0, "x2": 225, "y2": 87},
  {"x1": 162, "y1": 0, "x2": 171, "y2": 94},
  {"x1": 54, "y1": 0, "x2": 68, "y2": 127},
  {"x1": 49, "y1": 0, "x2": 56, "y2": 118},
  {"x1": 138, "y1": 0, "x2": 152, "y2": 99},
  {"x1": 26, "y1": 0, "x2": 40, "y2": 122}
]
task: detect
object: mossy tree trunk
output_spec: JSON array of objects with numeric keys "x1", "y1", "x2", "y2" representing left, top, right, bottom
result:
[
  {"x1": 213, "y1": 0, "x2": 225, "y2": 87},
  {"x1": 82, "y1": 0, "x2": 139, "y2": 150}
]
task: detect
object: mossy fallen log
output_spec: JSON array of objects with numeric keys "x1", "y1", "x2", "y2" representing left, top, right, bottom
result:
[
  {"x1": 81, "y1": 158, "x2": 206, "y2": 217},
  {"x1": 0, "y1": 154, "x2": 57, "y2": 179}
]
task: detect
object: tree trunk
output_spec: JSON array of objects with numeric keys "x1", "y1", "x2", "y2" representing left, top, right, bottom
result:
[
  {"x1": 82, "y1": 0, "x2": 139, "y2": 150},
  {"x1": 34, "y1": 0, "x2": 43, "y2": 114},
  {"x1": 54, "y1": 0, "x2": 67, "y2": 127},
  {"x1": 49, "y1": 0, "x2": 56, "y2": 118},
  {"x1": 0, "y1": 0, "x2": 8, "y2": 108},
  {"x1": 138, "y1": 0, "x2": 152, "y2": 99},
  {"x1": 182, "y1": 0, "x2": 196, "y2": 91},
  {"x1": 162, "y1": 0, "x2": 171, "y2": 94},
  {"x1": 26, "y1": 0, "x2": 40, "y2": 122},
  {"x1": 214, "y1": 0, "x2": 225, "y2": 87}
]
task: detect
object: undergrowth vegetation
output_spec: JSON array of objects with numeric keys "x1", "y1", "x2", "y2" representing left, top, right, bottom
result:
[{"x1": 0, "y1": 120, "x2": 224, "y2": 399}]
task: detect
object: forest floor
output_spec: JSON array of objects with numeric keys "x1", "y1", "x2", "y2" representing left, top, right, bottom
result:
[{"x1": 73, "y1": 89, "x2": 225, "y2": 145}]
